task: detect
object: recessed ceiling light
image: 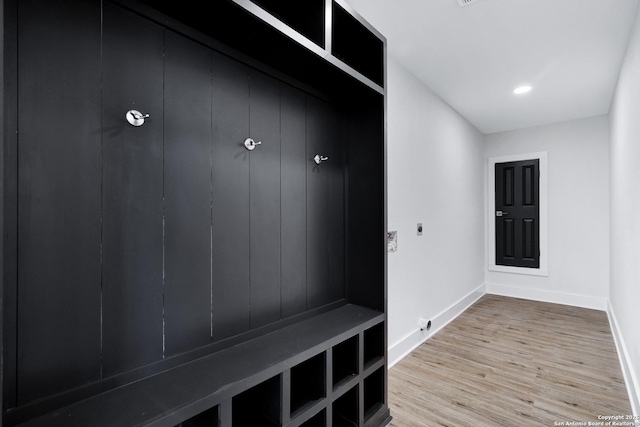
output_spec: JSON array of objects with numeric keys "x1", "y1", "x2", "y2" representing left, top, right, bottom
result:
[{"x1": 513, "y1": 85, "x2": 532, "y2": 95}]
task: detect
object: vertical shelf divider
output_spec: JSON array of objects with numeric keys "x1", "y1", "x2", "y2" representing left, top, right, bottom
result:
[
  {"x1": 325, "y1": 0, "x2": 333, "y2": 54},
  {"x1": 359, "y1": 331, "x2": 365, "y2": 376},
  {"x1": 326, "y1": 347, "x2": 334, "y2": 398},
  {"x1": 219, "y1": 400, "x2": 232, "y2": 427},
  {"x1": 282, "y1": 369, "x2": 292, "y2": 426}
]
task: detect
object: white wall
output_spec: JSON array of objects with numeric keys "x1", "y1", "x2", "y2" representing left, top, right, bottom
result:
[
  {"x1": 386, "y1": 56, "x2": 485, "y2": 365},
  {"x1": 484, "y1": 116, "x2": 610, "y2": 309},
  {"x1": 609, "y1": 0, "x2": 640, "y2": 414}
]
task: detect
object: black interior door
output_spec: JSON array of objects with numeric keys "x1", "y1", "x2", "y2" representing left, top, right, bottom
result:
[{"x1": 495, "y1": 159, "x2": 540, "y2": 268}]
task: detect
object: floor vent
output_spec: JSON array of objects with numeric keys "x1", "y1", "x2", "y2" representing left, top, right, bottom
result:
[{"x1": 457, "y1": 0, "x2": 480, "y2": 7}]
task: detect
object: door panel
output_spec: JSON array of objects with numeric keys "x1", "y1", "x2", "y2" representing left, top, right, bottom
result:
[
  {"x1": 163, "y1": 31, "x2": 213, "y2": 356},
  {"x1": 523, "y1": 219, "x2": 535, "y2": 259},
  {"x1": 211, "y1": 52, "x2": 251, "y2": 341},
  {"x1": 280, "y1": 86, "x2": 307, "y2": 318},
  {"x1": 523, "y1": 164, "x2": 535, "y2": 206},
  {"x1": 16, "y1": 0, "x2": 102, "y2": 404},
  {"x1": 249, "y1": 71, "x2": 282, "y2": 328},
  {"x1": 102, "y1": 3, "x2": 165, "y2": 374},
  {"x1": 503, "y1": 218, "x2": 515, "y2": 259},
  {"x1": 495, "y1": 159, "x2": 540, "y2": 268},
  {"x1": 503, "y1": 166, "x2": 514, "y2": 206}
]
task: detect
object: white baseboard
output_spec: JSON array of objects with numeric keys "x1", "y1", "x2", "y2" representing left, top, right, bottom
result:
[
  {"x1": 607, "y1": 301, "x2": 640, "y2": 417},
  {"x1": 485, "y1": 282, "x2": 608, "y2": 311},
  {"x1": 388, "y1": 284, "x2": 486, "y2": 368}
]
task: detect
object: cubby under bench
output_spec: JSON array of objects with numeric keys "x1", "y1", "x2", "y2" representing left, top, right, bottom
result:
[{"x1": 16, "y1": 305, "x2": 389, "y2": 427}]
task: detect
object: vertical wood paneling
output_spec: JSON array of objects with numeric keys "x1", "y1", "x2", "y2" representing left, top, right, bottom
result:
[
  {"x1": 306, "y1": 97, "x2": 331, "y2": 309},
  {"x1": 163, "y1": 31, "x2": 213, "y2": 356},
  {"x1": 3, "y1": 0, "x2": 17, "y2": 409},
  {"x1": 280, "y1": 86, "x2": 307, "y2": 318},
  {"x1": 102, "y1": 3, "x2": 164, "y2": 375},
  {"x1": 211, "y1": 52, "x2": 251, "y2": 341},
  {"x1": 249, "y1": 71, "x2": 282, "y2": 328},
  {"x1": 326, "y1": 108, "x2": 345, "y2": 304},
  {"x1": 16, "y1": 0, "x2": 102, "y2": 403},
  {"x1": 306, "y1": 97, "x2": 344, "y2": 309}
]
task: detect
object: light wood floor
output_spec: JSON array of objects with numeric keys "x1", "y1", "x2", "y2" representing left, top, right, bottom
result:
[{"x1": 388, "y1": 295, "x2": 631, "y2": 427}]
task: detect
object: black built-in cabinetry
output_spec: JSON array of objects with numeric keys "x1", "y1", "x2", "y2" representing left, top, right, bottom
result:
[
  {"x1": 1, "y1": 0, "x2": 387, "y2": 425},
  {"x1": 331, "y1": 1, "x2": 384, "y2": 86},
  {"x1": 250, "y1": 0, "x2": 327, "y2": 48}
]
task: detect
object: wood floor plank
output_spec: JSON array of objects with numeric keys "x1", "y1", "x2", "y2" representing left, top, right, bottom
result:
[{"x1": 388, "y1": 295, "x2": 631, "y2": 426}]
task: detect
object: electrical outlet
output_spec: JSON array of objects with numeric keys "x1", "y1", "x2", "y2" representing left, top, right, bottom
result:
[{"x1": 419, "y1": 318, "x2": 432, "y2": 331}]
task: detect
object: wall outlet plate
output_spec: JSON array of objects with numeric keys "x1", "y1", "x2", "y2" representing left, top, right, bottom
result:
[
  {"x1": 417, "y1": 223, "x2": 423, "y2": 236},
  {"x1": 387, "y1": 231, "x2": 397, "y2": 252}
]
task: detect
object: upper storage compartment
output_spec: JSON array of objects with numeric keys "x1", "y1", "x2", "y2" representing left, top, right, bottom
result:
[
  {"x1": 249, "y1": 0, "x2": 326, "y2": 48},
  {"x1": 331, "y1": 0, "x2": 384, "y2": 87},
  {"x1": 138, "y1": 0, "x2": 385, "y2": 93}
]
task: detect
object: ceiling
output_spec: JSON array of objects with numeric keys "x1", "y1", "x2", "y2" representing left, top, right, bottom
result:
[{"x1": 345, "y1": 0, "x2": 639, "y2": 134}]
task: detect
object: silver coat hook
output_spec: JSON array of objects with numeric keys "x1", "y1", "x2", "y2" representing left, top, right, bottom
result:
[
  {"x1": 244, "y1": 138, "x2": 262, "y2": 151},
  {"x1": 126, "y1": 110, "x2": 150, "y2": 127},
  {"x1": 313, "y1": 154, "x2": 329, "y2": 165}
]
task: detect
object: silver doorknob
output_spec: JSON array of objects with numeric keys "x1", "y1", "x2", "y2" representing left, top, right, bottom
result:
[
  {"x1": 313, "y1": 154, "x2": 329, "y2": 165},
  {"x1": 126, "y1": 110, "x2": 150, "y2": 127},
  {"x1": 496, "y1": 210, "x2": 509, "y2": 217},
  {"x1": 244, "y1": 138, "x2": 262, "y2": 151}
]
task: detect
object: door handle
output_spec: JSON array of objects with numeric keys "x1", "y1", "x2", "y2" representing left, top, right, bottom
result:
[{"x1": 496, "y1": 210, "x2": 509, "y2": 217}]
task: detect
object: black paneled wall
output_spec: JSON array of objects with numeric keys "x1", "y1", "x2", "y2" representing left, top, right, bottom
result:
[
  {"x1": 280, "y1": 86, "x2": 308, "y2": 318},
  {"x1": 248, "y1": 71, "x2": 283, "y2": 329},
  {"x1": 163, "y1": 31, "x2": 213, "y2": 357},
  {"x1": 16, "y1": 0, "x2": 103, "y2": 405},
  {"x1": 11, "y1": 0, "x2": 347, "y2": 407},
  {"x1": 211, "y1": 51, "x2": 251, "y2": 341},
  {"x1": 307, "y1": 98, "x2": 345, "y2": 309},
  {"x1": 101, "y1": 0, "x2": 165, "y2": 377}
]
